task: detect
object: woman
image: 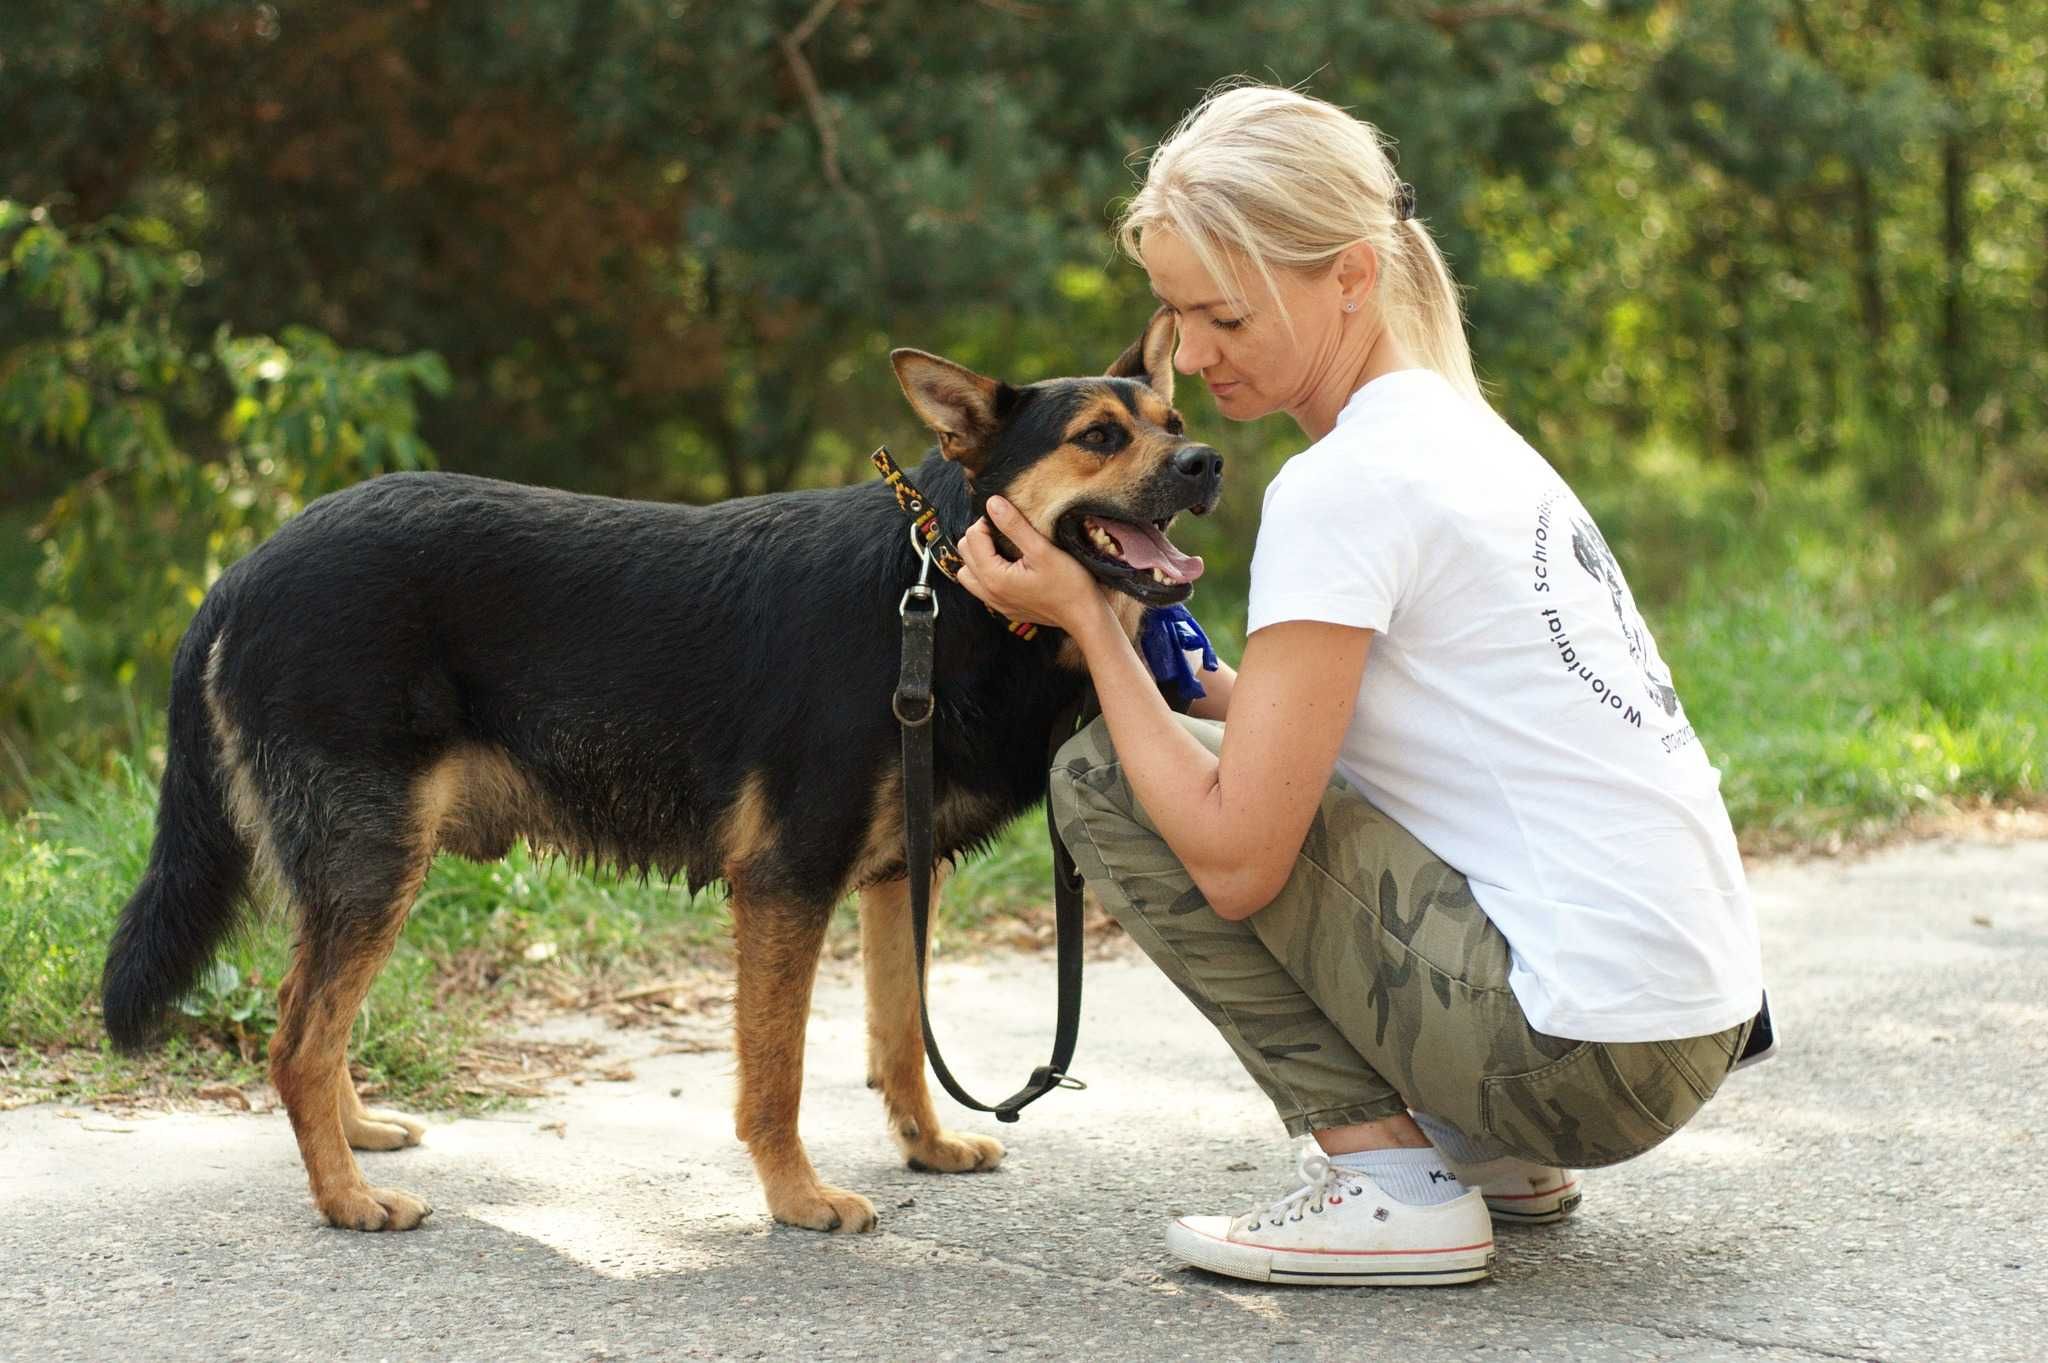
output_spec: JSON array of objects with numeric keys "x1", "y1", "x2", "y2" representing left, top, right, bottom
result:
[{"x1": 956, "y1": 83, "x2": 1763, "y2": 1288}]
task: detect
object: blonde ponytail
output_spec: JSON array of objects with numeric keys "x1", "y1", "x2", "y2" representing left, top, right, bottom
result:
[
  {"x1": 1385, "y1": 218, "x2": 1480, "y2": 403},
  {"x1": 1116, "y1": 82, "x2": 1486, "y2": 405}
]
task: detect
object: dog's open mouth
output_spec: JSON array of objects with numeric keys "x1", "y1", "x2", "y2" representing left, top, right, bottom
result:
[{"x1": 1056, "y1": 510, "x2": 1205, "y2": 605}]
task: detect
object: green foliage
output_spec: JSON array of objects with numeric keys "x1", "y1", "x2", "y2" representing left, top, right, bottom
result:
[
  {"x1": 0, "y1": 200, "x2": 448, "y2": 790},
  {"x1": 0, "y1": 752, "x2": 155, "y2": 1048},
  {"x1": 1575, "y1": 434, "x2": 2048, "y2": 846},
  {"x1": 0, "y1": 5, "x2": 2043, "y2": 1106},
  {"x1": 4, "y1": 3, "x2": 2040, "y2": 491},
  {"x1": 177, "y1": 959, "x2": 274, "y2": 1029},
  {"x1": 1674, "y1": 594, "x2": 2046, "y2": 845}
]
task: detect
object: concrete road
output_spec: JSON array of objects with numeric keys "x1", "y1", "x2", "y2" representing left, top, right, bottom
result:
[{"x1": 3, "y1": 836, "x2": 2043, "y2": 1362}]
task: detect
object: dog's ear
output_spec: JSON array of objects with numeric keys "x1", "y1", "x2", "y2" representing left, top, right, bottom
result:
[
  {"x1": 890, "y1": 349, "x2": 1010, "y2": 472},
  {"x1": 1105, "y1": 305, "x2": 1176, "y2": 405}
]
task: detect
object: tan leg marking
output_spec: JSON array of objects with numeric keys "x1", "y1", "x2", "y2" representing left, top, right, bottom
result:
[
  {"x1": 719, "y1": 772, "x2": 777, "y2": 879},
  {"x1": 336, "y1": 1063, "x2": 427, "y2": 1151},
  {"x1": 334, "y1": 764, "x2": 439, "y2": 1152},
  {"x1": 203, "y1": 634, "x2": 291, "y2": 897},
  {"x1": 272, "y1": 931, "x2": 433, "y2": 1231},
  {"x1": 731, "y1": 891, "x2": 876, "y2": 1233},
  {"x1": 859, "y1": 871, "x2": 1004, "y2": 1174},
  {"x1": 270, "y1": 770, "x2": 458, "y2": 1231}
]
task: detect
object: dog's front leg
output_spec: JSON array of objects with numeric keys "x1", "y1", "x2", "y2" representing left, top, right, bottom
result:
[
  {"x1": 730, "y1": 893, "x2": 877, "y2": 1232},
  {"x1": 858, "y1": 873, "x2": 1006, "y2": 1175}
]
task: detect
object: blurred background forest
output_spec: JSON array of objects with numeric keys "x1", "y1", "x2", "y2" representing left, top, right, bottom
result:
[
  {"x1": 3, "y1": 0, "x2": 2044, "y2": 1097},
  {"x1": 4, "y1": 0, "x2": 2045, "y2": 807}
]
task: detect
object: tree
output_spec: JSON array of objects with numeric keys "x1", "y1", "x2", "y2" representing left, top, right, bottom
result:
[{"x1": 2, "y1": 0, "x2": 1607, "y2": 498}]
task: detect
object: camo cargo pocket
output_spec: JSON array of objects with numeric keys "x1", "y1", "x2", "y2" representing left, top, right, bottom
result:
[{"x1": 1481, "y1": 1039, "x2": 1688, "y2": 1169}]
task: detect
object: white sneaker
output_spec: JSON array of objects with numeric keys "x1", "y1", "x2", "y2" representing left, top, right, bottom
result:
[
  {"x1": 1443, "y1": 1153, "x2": 1582, "y2": 1225},
  {"x1": 1166, "y1": 1146, "x2": 1495, "y2": 1287}
]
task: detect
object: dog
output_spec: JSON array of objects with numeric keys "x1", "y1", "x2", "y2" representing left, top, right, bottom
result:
[{"x1": 101, "y1": 307, "x2": 1222, "y2": 1234}]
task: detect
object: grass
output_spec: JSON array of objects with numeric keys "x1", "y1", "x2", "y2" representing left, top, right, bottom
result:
[
  {"x1": 1583, "y1": 444, "x2": 2048, "y2": 849},
  {"x1": 0, "y1": 747, "x2": 1057, "y2": 1112},
  {"x1": 4, "y1": 446, "x2": 2045, "y2": 1110},
  {"x1": 1668, "y1": 590, "x2": 2045, "y2": 847},
  {"x1": 0, "y1": 752, "x2": 727, "y2": 1109}
]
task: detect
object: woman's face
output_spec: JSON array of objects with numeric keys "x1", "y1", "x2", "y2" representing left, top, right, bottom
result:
[{"x1": 1139, "y1": 227, "x2": 1352, "y2": 425}]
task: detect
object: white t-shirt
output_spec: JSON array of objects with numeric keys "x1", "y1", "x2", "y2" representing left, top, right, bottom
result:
[{"x1": 1246, "y1": 369, "x2": 1762, "y2": 1043}]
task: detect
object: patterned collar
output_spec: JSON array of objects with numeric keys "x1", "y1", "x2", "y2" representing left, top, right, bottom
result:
[{"x1": 871, "y1": 445, "x2": 1039, "y2": 641}]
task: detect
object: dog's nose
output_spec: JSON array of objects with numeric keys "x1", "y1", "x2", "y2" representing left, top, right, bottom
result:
[{"x1": 1173, "y1": 444, "x2": 1223, "y2": 483}]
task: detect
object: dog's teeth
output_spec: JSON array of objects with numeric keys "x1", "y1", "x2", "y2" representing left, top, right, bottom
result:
[
  {"x1": 1086, "y1": 524, "x2": 1123, "y2": 559},
  {"x1": 1152, "y1": 567, "x2": 1168, "y2": 584}
]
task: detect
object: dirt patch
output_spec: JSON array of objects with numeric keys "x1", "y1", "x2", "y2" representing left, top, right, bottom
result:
[
  {"x1": 1741, "y1": 796, "x2": 2048, "y2": 862},
  {"x1": 0, "y1": 959, "x2": 740, "y2": 1116}
]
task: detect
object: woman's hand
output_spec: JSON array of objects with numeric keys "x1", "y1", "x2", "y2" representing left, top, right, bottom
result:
[{"x1": 956, "y1": 496, "x2": 1112, "y2": 635}]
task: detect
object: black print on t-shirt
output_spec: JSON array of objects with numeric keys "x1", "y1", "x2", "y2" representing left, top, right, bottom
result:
[
  {"x1": 1568, "y1": 515, "x2": 1680, "y2": 717},
  {"x1": 1530, "y1": 492, "x2": 1681, "y2": 730}
]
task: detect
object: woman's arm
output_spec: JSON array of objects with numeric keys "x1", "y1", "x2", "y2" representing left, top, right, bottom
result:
[
  {"x1": 1186, "y1": 657, "x2": 1236, "y2": 721},
  {"x1": 959, "y1": 497, "x2": 1369, "y2": 920},
  {"x1": 1068, "y1": 607, "x2": 1368, "y2": 918}
]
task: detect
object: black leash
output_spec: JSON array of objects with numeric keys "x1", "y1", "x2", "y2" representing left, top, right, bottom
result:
[{"x1": 886, "y1": 454, "x2": 1088, "y2": 1122}]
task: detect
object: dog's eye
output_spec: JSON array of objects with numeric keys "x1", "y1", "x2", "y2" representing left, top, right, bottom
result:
[
  {"x1": 1164, "y1": 412, "x2": 1184, "y2": 435},
  {"x1": 1076, "y1": 424, "x2": 1120, "y2": 450}
]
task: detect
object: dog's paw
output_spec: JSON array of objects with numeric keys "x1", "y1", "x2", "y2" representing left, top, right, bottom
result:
[
  {"x1": 906, "y1": 1129, "x2": 1005, "y2": 1174},
  {"x1": 344, "y1": 1108, "x2": 427, "y2": 1151},
  {"x1": 320, "y1": 1185, "x2": 434, "y2": 1232},
  {"x1": 769, "y1": 1183, "x2": 878, "y2": 1234}
]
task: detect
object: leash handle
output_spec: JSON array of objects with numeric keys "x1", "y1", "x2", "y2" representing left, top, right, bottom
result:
[{"x1": 892, "y1": 535, "x2": 938, "y2": 727}]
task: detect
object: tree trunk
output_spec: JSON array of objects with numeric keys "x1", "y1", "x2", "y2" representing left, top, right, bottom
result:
[
  {"x1": 2039, "y1": 203, "x2": 2048, "y2": 360},
  {"x1": 1937, "y1": 128, "x2": 1967, "y2": 408},
  {"x1": 1708, "y1": 206, "x2": 1759, "y2": 464},
  {"x1": 1924, "y1": 20, "x2": 1970, "y2": 409},
  {"x1": 1725, "y1": 253, "x2": 1756, "y2": 463},
  {"x1": 1852, "y1": 163, "x2": 1888, "y2": 350},
  {"x1": 1787, "y1": 0, "x2": 1887, "y2": 414}
]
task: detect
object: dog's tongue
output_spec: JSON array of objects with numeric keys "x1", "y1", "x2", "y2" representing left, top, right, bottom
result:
[{"x1": 1096, "y1": 517, "x2": 1205, "y2": 583}]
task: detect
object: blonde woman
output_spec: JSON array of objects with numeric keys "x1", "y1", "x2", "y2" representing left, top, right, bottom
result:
[{"x1": 956, "y1": 83, "x2": 1764, "y2": 1287}]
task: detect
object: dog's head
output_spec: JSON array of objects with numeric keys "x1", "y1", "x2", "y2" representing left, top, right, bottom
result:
[{"x1": 890, "y1": 308, "x2": 1222, "y2": 607}]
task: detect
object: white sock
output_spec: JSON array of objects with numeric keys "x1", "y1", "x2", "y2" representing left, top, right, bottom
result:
[
  {"x1": 1410, "y1": 1111, "x2": 1511, "y2": 1165},
  {"x1": 1325, "y1": 1145, "x2": 1467, "y2": 1206}
]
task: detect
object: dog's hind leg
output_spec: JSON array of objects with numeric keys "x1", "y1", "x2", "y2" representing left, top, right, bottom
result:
[
  {"x1": 267, "y1": 824, "x2": 437, "y2": 1232},
  {"x1": 337, "y1": 1065, "x2": 427, "y2": 1151},
  {"x1": 858, "y1": 872, "x2": 1005, "y2": 1174},
  {"x1": 730, "y1": 892, "x2": 877, "y2": 1232}
]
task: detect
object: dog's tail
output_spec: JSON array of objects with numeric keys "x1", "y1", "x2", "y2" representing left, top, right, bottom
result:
[{"x1": 102, "y1": 598, "x2": 254, "y2": 1052}]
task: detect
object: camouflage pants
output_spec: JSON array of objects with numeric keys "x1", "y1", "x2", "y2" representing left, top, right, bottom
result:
[{"x1": 1048, "y1": 714, "x2": 1746, "y2": 1169}]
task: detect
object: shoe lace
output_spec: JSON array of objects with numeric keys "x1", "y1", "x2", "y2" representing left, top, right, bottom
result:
[{"x1": 1241, "y1": 1146, "x2": 1367, "y2": 1232}]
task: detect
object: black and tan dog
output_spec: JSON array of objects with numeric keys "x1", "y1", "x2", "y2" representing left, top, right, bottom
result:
[{"x1": 101, "y1": 309, "x2": 1221, "y2": 1234}]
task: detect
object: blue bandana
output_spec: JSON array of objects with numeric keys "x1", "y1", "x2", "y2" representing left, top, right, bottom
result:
[{"x1": 1138, "y1": 605, "x2": 1220, "y2": 708}]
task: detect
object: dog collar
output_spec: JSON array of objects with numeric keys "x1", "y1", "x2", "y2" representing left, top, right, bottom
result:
[{"x1": 871, "y1": 445, "x2": 1039, "y2": 641}]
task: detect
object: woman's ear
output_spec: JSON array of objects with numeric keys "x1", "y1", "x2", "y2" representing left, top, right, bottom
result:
[{"x1": 1334, "y1": 241, "x2": 1380, "y2": 311}]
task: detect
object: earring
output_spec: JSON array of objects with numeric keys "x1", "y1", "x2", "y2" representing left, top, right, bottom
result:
[{"x1": 1344, "y1": 302, "x2": 1357, "y2": 313}]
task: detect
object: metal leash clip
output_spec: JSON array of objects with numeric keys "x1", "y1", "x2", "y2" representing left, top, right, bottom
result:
[{"x1": 899, "y1": 522, "x2": 939, "y2": 621}]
